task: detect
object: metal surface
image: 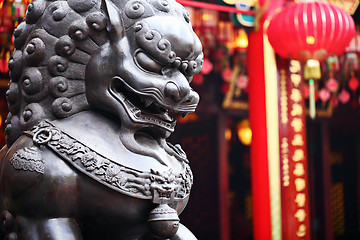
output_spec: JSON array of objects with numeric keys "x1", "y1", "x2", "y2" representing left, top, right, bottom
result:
[{"x1": 0, "y1": 0, "x2": 202, "y2": 239}]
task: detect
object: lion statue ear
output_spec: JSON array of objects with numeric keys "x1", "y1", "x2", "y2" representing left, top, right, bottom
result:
[{"x1": 103, "y1": 0, "x2": 125, "y2": 40}]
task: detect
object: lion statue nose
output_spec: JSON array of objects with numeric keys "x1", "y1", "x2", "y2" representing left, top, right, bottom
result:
[{"x1": 164, "y1": 82, "x2": 190, "y2": 103}]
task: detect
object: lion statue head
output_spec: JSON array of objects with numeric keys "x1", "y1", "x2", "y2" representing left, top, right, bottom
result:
[{"x1": 5, "y1": 0, "x2": 203, "y2": 161}]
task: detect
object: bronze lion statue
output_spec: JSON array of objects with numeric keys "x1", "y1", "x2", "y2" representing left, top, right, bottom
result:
[{"x1": 0, "y1": 0, "x2": 203, "y2": 239}]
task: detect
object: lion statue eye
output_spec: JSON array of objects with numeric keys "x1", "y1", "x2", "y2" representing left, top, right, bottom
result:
[{"x1": 134, "y1": 50, "x2": 164, "y2": 74}]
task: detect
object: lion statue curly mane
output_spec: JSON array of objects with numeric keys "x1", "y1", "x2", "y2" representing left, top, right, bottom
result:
[{"x1": 0, "y1": 0, "x2": 203, "y2": 239}]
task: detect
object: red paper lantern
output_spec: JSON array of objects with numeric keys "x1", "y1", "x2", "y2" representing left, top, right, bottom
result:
[
  {"x1": 200, "y1": 57, "x2": 213, "y2": 75},
  {"x1": 267, "y1": 1, "x2": 355, "y2": 61},
  {"x1": 221, "y1": 66, "x2": 233, "y2": 82},
  {"x1": 348, "y1": 76, "x2": 359, "y2": 91},
  {"x1": 326, "y1": 76, "x2": 339, "y2": 92},
  {"x1": 319, "y1": 88, "x2": 331, "y2": 102},
  {"x1": 338, "y1": 89, "x2": 351, "y2": 103}
]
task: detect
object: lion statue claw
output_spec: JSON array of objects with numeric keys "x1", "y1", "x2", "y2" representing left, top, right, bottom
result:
[{"x1": 0, "y1": 0, "x2": 202, "y2": 239}]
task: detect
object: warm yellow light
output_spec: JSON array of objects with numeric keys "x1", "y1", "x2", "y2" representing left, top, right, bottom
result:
[
  {"x1": 237, "y1": 119, "x2": 252, "y2": 145},
  {"x1": 235, "y1": 29, "x2": 248, "y2": 49},
  {"x1": 202, "y1": 13, "x2": 210, "y2": 21},
  {"x1": 200, "y1": 9, "x2": 218, "y2": 27},
  {"x1": 225, "y1": 128, "x2": 232, "y2": 141},
  {"x1": 238, "y1": 128, "x2": 252, "y2": 145},
  {"x1": 306, "y1": 36, "x2": 315, "y2": 45}
]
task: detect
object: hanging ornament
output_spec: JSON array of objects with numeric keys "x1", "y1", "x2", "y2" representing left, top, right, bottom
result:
[
  {"x1": 348, "y1": 72, "x2": 358, "y2": 107},
  {"x1": 326, "y1": 56, "x2": 340, "y2": 72},
  {"x1": 348, "y1": 72, "x2": 359, "y2": 92},
  {"x1": 222, "y1": 65, "x2": 233, "y2": 82},
  {"x1": 344, "y1": 53, "x2": 359, "y2": 73},
  {"x1": 303, "y1": 60, "x2": 321, "y2": 119},
  {"x1": 326, "y1": 73, "x2": 339, "y2": 93},
  {"x1": 304, "y1": 59, "x2": 321, "y2": 80},
  {"x1": 148, "y1": 204, "x2": 179, "y2": 239},
  {"x1": 308, "y1": 79, "x2": 316, "y2": 119},
  {"x1": 200, "y1": 57, "x2": 213, "y2": 75},
  {"x1": 267, "y1": 1, "x2": 355, "y2": 62},
  {"x1": 319, "y1": 88, "x2": 331, "y2": 102},
  {"x1": 236, "y1": 74, "x2": 248, "y2": 90},
  {"x1": 338, "y1": 89, "x2": 351, "y2": 104}
]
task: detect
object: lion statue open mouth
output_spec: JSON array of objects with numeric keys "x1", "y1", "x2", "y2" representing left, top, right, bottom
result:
[{"x1": 0, "y1": 0, "x2": 203, "y2": 239}]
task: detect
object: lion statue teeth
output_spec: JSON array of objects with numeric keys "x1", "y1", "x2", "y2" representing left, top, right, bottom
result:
[{"x1": 0, "y1": 0, "x2": 203, "y2": 239}]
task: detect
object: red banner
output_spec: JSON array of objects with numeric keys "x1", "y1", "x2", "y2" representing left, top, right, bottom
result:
[{"x1": 277, "y1": 57, "x2": 311, "y2": 239}]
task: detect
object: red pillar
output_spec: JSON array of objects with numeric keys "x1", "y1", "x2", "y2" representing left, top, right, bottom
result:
[
  {"x1": 248, "y1": 2, "x2": 285, "y2": 238},
  {"x1": 248, "y1": 26, "x2": 272, "y2": 240},
  {"x1": 248, "y1": 26, "x2": 311, "y2": 240}
]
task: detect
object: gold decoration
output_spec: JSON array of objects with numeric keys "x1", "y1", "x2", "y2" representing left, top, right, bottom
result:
[
  {"x1": 295, "y1": 193, "x2": 306, "y2": 207},
  {"x1": 291, "y1": 118, "x2": 303, "y2": 133},
  {"x1": 290, "y1": 89, "x2": 302, "y2": 102},
  {"x1": 296, "y1": 224, "x2": 306, "y2": 237},
  {"x1": 292, "y1": 149, "x2": 305, "y2": 162},
  {"x1": 293, "y1": 163, "x2": 305, "y2": 176},
  {"x1": 292, "y1": 134, "x2": 304, "y2": 146},
  {"x1": 291, "y1": 103, "x2": 303, "y2": 117},
  {"x1": 294, "y1": 209, "x2": 306, "y2": 222},
  {"x1": 294, "y1": 178, "x2": 306, "y2": 191}
]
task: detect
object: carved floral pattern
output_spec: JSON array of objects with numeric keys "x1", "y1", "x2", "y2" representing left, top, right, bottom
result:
[{"x1": 10, "y1": 146, "x2": 45, "y2": 174}]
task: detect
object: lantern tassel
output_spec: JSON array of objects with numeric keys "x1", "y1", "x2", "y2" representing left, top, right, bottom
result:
[{"x1": 309, "y1": 79, "x2": 316, "y2": 119}]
